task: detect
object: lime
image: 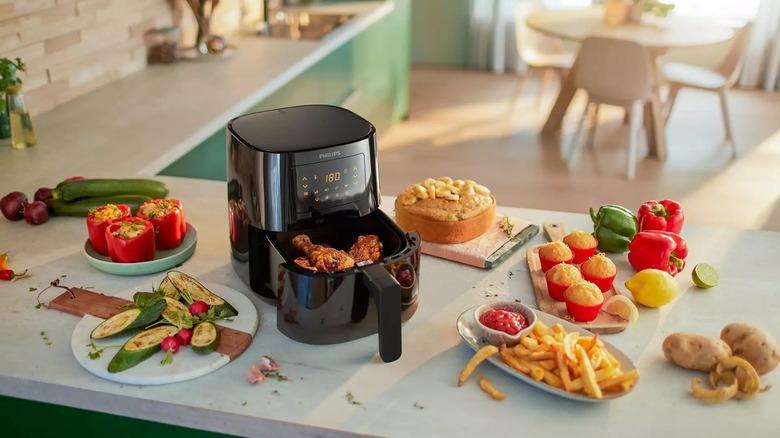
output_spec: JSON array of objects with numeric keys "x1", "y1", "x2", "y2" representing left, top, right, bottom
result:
[{"x1": 692, "y1": 263, "x2": 719, "y2": 289}]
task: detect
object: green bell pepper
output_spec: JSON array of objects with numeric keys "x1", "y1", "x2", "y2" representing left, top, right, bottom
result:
[{"x1": 590, "y1": 204, "x2": 638, "y2": 253}]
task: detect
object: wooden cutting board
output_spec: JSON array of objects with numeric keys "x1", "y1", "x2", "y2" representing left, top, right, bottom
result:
[
  {"x1": 49, "y1": 283, "x2": 258, "y2": 385},
  {"x1": 421, "y1": 215, "x2": 539, "y2": 269},
  {"x1": 527, "y1": 222, "x2": 629, "y2": 334}
]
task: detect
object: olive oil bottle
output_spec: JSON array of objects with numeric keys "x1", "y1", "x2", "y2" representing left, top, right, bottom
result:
[{"x1": 6, "y1": 85, "x2": 36, "y2": 149}]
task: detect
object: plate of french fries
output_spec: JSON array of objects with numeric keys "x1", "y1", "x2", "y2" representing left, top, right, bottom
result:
[{"x1": 457, "y1": 305, "x2": 639, "y2": 402}]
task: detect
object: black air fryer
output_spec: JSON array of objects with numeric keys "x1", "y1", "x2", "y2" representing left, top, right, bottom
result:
[{"x1": 226, "y1": 105, "x2": 420, "y2": 362}]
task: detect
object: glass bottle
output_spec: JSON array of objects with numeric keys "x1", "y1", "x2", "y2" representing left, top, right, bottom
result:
[
  {"x1": 6, "y1": 85, "x2": 36, "y2": 149},
  {"x1": 0, "y1": 92, "x2": 10, "y2": 145}
]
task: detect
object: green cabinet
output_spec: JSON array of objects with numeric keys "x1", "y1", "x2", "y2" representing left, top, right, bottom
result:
[{"x1": 160, "y1": 0, "x2": 410, "y2": 181}]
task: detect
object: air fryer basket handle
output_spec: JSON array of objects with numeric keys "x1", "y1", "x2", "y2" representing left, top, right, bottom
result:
[{"x1": 362, "y1": 264, "x2": 402, "y2": 362}]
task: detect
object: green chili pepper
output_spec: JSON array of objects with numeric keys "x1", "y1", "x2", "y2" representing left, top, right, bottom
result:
[{"x1": 590, "y1": 204, "x2": 638, "y2": 253}]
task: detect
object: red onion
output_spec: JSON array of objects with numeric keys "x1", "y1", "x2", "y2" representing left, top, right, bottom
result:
[
  {"x1": 1, "y1": 192, "x2": 27, "y2": 221},
  {"x1": 23, "y1": 201, "x2": 49, "y2": 225},
  {"x1": 34, "y1": 187, "x2": 53, "y2": 203}
]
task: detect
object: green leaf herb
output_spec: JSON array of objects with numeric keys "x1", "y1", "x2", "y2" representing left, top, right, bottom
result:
[
  {"x1": 345, "y1": 392, "x2": 362, "y2": 406},
  {"x1": 28, "y1": 287, "x2": 37, "y2": 292},
  {"x1": 40, "y1": 331, "x2": 52, "y2": 346}
]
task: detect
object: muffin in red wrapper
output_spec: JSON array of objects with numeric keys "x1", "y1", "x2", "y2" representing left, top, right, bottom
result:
[
  {"x1": 564, "y1": 281, "x2": 604, "y2": 322},
  {"x1": 581, "y1": 253, "x2": 617, "y2": 292},
  {"x1": 563, "y1": 230, "x2": 598, "y2": 264},
  {"x1": 538, "y1": 241, "x2": 573, "y2": 272},
  {"x1": 545, "y1": 263, "x2": 582, "y2": 301}
]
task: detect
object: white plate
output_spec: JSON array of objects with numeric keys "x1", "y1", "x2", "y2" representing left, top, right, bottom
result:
[
  {"x1": 457, "y1": 306, "x2": 638, "y2": 402},
  {"x1": 71, "y1": 282, "x2": 258, "y2": 386}
]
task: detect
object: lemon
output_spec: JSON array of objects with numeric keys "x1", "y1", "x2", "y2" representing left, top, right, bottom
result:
[
  {"x1": 603, "y1": 295, "x2": 639, "y2": 322},
  {"x1": 625, "y1": 269, "x2": 678, "y2": 308}
]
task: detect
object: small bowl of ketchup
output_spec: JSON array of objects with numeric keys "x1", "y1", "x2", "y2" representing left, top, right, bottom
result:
[{"x1": 474, "y1": 301, "x2": 537, "y2": 346}]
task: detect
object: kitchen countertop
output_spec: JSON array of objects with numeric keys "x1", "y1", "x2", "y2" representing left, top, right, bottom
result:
[
  {"x1": 0, "y1": 1, "x2": 393, "y2": 192},
  {"x1": 1, "y1": 176, "x2": 779, "y2": 437}
]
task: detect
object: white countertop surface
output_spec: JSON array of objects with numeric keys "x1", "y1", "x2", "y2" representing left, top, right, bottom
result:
[
  {"x1": 1, "y1": 177, "x2": 779, "y2": 437},
  {"x1": 0, "y1": 1, "x2": 393, "y2": 191}
]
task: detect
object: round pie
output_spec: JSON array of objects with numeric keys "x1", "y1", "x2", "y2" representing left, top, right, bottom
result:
[{"x1": 394, "y1": 177, "x2": 495, "y2": 244}]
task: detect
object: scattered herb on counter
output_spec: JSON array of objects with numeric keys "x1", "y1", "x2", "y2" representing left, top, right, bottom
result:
[
  {"x1": 413, "y1": 402, "x2": 424, "y2": 410},
  {"x1": 265, "y1": 372, "x2": 289, "y2": 382},
  {"x1": 345, "y1": 392, "x2": 362, "y2": 406},
  {"x1": 40, "y1": 331, "x2": 52, "y2": 346},
  {"x1": 35, "y1": 303, "x2": 43, "y2": 309},
  {"x1": 28, "y1": 287, "x2": 37, "y2": 292},
  {"x1": 271, "y1": 390, "x2": 280, "y2": 396},
  {"x1": 241, "y1": 401, "x2": 247, "y2": 406},
  {"x1": 60, "y1": 274, "x2": 67, "y2": 278}
]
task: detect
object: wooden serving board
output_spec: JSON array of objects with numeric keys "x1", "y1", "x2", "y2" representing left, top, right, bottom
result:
[
  {"x1": 50, "y1": 288, "x2": 253, "y2": 359},
  {"x1": 50, "y1": 283, "x2": 258, "y2": 385},
  {"x1": 527, "y1": 222, "x2": 629, "y2": 334}
]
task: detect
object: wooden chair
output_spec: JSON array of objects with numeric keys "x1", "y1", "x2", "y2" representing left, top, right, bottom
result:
[
  {"x1": 663, "y1": 25, "x2": 752, "y2": 157},
  {"x1": 512, "y1": 1, "x2": 575, "y2": 107},
  {"x1": 567, "y1": 37, "x2": 655, "y2": 180}
]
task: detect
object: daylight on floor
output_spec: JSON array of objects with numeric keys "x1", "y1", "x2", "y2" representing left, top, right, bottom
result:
[{"x1": 1, "y1": 1, "x2": 778, "y2": 437}]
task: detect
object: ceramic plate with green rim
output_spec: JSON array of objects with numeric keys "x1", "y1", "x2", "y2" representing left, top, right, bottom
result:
[{"x1": 83, "y1": 224, "x2": 197, "y2": 276}]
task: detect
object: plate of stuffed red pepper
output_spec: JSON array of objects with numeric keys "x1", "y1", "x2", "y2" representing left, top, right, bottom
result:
[{"x1": 82, "y1": 198, "x2": 197, "y2": 276}]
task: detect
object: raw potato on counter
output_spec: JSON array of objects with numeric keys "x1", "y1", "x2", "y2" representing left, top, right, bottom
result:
[
  {"x1": 720, "y1": 323, "x2": 780, "y2": 375},
  {"x1": 662, "y1": 333, "x2": 732, "y2": 371},
  {"x1": 663, "y1": 323, "x2": 778, "y2": 403}
]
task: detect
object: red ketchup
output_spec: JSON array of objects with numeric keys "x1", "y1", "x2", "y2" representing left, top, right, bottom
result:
[{"x1": 479, "y1": 309, "x2": 528, "y2": 335}]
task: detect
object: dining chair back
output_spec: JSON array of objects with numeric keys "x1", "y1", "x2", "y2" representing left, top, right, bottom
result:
[
  {"x1": 511, "y1": 0, "x2": 575, "y2": 107},
  {"x1": 568, "y1": 37, "x2": 655, "y2": 179},
  {"x1": 574, "y1": 36, "x2": 654, "y2": 106},
  {"x1": 715, "y1": 24, "x2": 753, "y2": 87}
]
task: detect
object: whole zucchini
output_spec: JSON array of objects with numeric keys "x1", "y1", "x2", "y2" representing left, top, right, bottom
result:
[
  {"x1": 90, "y1": 299, "x2": 165, "y2": 339},
  {"x1": 47, "y1": 195, "x2": 152, "y2": 217},
  {"x1": 108, "y1": 325, "x2": 179, "y2": 373},
  {"x1": 191, "y1": 322, "x2": 220, "y2": 354},
  {"x1": 54, "y1": 179, "x2": 168, "y2": 202}
]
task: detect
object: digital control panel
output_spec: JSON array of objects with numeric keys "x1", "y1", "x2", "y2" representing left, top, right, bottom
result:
[{"x1": 295, "y1": 153, "x2": 366, "y2": 213}]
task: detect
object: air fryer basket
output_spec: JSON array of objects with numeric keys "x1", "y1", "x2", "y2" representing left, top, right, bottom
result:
[{"x1": 271, "y1": 210, "x2": 420, "y2": 362}]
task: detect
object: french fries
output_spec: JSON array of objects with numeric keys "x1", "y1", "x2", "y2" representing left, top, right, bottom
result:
[
  {"x1": 458, "y1": 321, "x2": 638, "y2": 400},
  {"x1": 478, "y1": 376, "x2": 506, "y2": 400},
  {"x1": 458, "y1": 345, "x2": 498, "y2": 386},
  {"x1": 503, "y1": 321, "x2": 636, "y2": 399}
]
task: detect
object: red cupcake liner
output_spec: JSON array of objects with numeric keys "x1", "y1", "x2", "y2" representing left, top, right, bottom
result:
[
  {"x1": 565, "y1": 299, "x2": 603, "y2": 322},
  {"x1": 545, "y1": 276, "x2": 571, "y2": 301},
  {"x1": 540, "y1": 255, "x2": 573, "y2": 273},
  {"x1": 569, "y1": 245, "x2": 597, "y2": 264},
  {"x1": 582, "y1": 270, "x2": 616, "y2": 293}
]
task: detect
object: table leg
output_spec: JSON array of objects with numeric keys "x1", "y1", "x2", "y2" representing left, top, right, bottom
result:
[{"x1": 541, "y1": 63, "x2": 577, "y2": 135}]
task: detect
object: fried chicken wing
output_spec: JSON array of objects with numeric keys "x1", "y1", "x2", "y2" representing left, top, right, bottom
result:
[
  {"x1": 349, "y1": 234, "x2": 383, "y2": 265},
  {"x1": 292, "y1": 234, "x2": 355, "y2": 272}
]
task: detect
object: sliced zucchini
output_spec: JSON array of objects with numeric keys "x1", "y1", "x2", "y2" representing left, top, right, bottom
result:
[
  {"x1": 191, "y1": 322, "x2": 220, "y2": 354},
  {"x1": 107, "y1": 325, "x2": 179, "y2": 373},
  {"x1": 167, "y1": 271, "x2": 238, "y2": 317},
  {"x1": 90, "y1": 299, "x2": 165, "y2": 340},
  {"x1": 90, "y1": 308, "x2": 141, "y2": 339},
  {"x1": 161, "y1": 297, "x2": 192, "y2": 328},
  {"x1": 158, "y1": 276, "x2": 180, "y2": 299}
]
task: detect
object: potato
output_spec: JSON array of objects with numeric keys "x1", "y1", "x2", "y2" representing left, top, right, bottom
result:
[
  {"x1": 720, "y1": 323, "x2": 780, "y2": 375},
  {"x1": 662, "y1": 333, "x2": 732, "y2": 371}
]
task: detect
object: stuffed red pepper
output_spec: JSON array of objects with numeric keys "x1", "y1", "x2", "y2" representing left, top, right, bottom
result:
[
  {"x1": 137, "y1": 198, "x2": 186, "y2": 250},
  {"x1": 86, "y1": 204, "x2": 131, "y2": 256},
  {"x1": 105, "y1": 218, "x2": 156, "y2": 263}
]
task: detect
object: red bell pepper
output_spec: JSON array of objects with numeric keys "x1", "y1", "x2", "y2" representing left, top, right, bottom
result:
[
  {"x1": 628, "y1": 231, "x2": 688, "y2": 276},
  {"x1": 105, "y1": 218, "x2": 156, "y2": 263},
  {"x1": 637, "y1": 199, "x2": 684, "y2": 234},
  {"x1": 86, "y1": 204, "x2": 131, "y2": 256},
  {"x1": 137, "y1": 199, "x2": 186, "y2": 250}
]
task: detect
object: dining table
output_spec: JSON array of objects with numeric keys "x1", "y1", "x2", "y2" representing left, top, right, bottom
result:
[{"x1": 526, "y1": 6, "x2": 735, "y2": 160}]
